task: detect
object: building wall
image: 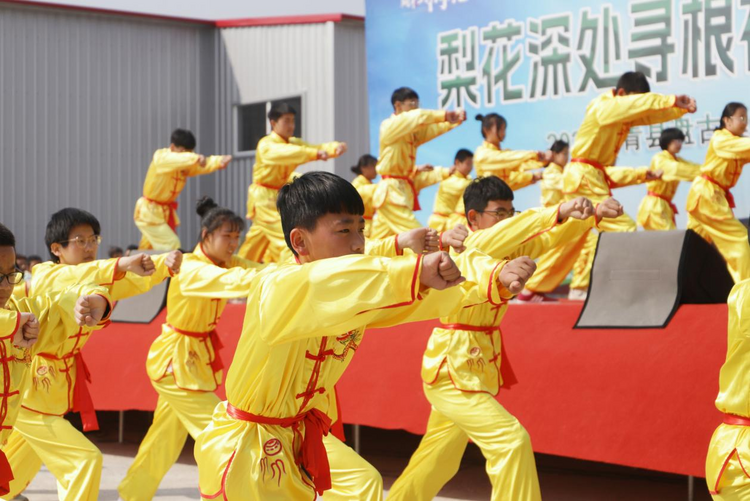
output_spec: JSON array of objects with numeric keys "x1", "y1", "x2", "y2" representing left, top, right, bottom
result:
[{"x1": 0, "y1": 3, "x2": 368, "y2": 258}]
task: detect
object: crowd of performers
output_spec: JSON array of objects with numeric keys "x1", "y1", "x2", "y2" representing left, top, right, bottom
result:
[{"x1": 0, "y1": 70, "x2": 748, "y2": 501}]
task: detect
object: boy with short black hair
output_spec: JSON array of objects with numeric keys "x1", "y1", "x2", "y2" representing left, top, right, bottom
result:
[
  {"x1": 4, "y1": 208, "x2": 182, "y2": 501},
  {"x1": 195, "y1": 171, "x2": 534, "y2": 500},
  {"x1": 134, "y1": 127, "x2": 232, "y2": 250},
  {"x1": 388, "y1": 176, "x2": 623, "y2": 501},
  {"x1": 238, "y1": 102, "x2": 347, "y2": 263}
]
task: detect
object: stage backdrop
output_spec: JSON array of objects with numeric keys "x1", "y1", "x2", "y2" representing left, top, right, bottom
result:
[{"x1": 365, "y1": 0, "x2": 750, "y2": 228}]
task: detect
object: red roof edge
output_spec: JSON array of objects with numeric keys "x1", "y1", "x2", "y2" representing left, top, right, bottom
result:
[
  {"x1": 0, "y1": 1, "x2": 364, "y2": 27},
  {"x1": 216, "y1": 13, "x2": 364, "y2": 28}
]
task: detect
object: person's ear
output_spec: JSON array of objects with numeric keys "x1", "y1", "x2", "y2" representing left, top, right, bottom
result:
[
  {"x1": 290, "y1": 228, "x2": 309, "y2": 256},
  {"x1": 467, "y1": 209, "x2": 479, "y2": 228},
  {"x1": 50, "y1": 243, "x2": 62, "y2": 258},
  {"x1": 615, "y1": 88, "x2": 627, "y2": 97}
]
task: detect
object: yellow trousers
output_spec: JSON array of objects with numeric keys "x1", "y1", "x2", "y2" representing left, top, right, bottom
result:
[
  {"x1": 525, "y1": 213, "x2": 635, "y2": 293},
  {"x1": 370, "y1": 203, "x2": 421, "y2": 239},
  {"x1": 706, "y1": 424, "x2": 750, "y2": 500},
  {"x1": 238, "y1": 184, "x2": 287, "y2": 263},
  {"x1": 387, "y1": 366, "x2": 541, "y2": 501},
  {"x1": 687, "y1": 212, "x2": 750, "y2": 284},
  {"x1": 2, "y1": 407, "x2": 102, "y2": 501},
  {"x1": 118, "y1": 375, "x2": 220, "y2": 501},
  {"x1": 135, "y1": 219, "x2": 181, "y2": 251}
]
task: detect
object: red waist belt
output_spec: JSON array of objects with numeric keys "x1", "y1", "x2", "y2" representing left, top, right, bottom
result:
[
  {"x1": 701, "y1": 174, "x2": 736, "y2": 208},
  {"x1": 382, "y1": 175, "x2": 421, "y2": 210},
  {"x1": 254, "y1": 182, "x2": 285, "y2": 191},
  {"x1": 227, "y1": 403, "x2": 333, "y2": 495},
  {"x1": 38, "y1": 349, "x2": 98, "y2": 432},
  {"x1": 571, "y1": 158, "x2": 613, "y2": 195},
  {"x1": 724, "y1": 414, "x2": 750, "y2": 426},
  {"x1": 432, "y1": 211, "x2": 451, "y2": 218},
  {"x1": 143, "y1": 197, "x2": 179, "y2": 231},
  {"x1": 168, "y1": 324, "x2": 224, "y2": 372},
  {"x1": 647, "y1": 191, "x2": 679, "y2": 221},
  {"x1": 440, "y1": 323, "x2": 517, "y2": 389}
]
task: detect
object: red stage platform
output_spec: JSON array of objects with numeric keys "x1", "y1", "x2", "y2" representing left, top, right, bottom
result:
[{"x1": 85, "y1": 302, "x2": 727, "y2": 478}]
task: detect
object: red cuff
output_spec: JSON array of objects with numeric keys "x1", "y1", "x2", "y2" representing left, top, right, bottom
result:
[
  {"x1": 438, "y1": 232, "x2": 445, "y2": 252},
  {"x1": 394, "y1": 235, "x2": 403, "y2": 256}
]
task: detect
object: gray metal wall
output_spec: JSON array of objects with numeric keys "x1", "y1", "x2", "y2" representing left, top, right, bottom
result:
[{"x1": 0, "y1": 4, "x2": 369, "y2": 257}]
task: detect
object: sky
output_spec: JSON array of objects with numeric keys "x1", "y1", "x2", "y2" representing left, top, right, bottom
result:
[{"x1": 22, "y1": 0, "x2": 365, "y2": 19}]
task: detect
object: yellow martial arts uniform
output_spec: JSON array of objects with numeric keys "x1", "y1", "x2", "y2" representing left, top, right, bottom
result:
[
  {"x1": 238, "y1": 132, "x2": 343, "y2": 263},
  {"x1": 447, "y1": 197, "x2": 469, "y2": 229},
  {"x1": 474, "y1": 141, "x2": 544, "y2": 191},
  {"x1": 195, "y1": 250, "x2": 510, "y2": 501},
  {"x1": 526, "y1": 90, "x2": 686, "y2": 293},
  {"x1": 706, "y1": 279, "x2": 750, "y2": 499},
  {"x1": 352, "y1": 175, "x2": 378, "y2": 238},
  {"x1": 637, "y1": 150, "x2": 700, "y2": 230},
  {"x1": 388, "y1": 206, "x2": 595, "y2": 501},
  {"x1": 540, "y1": 162, "x2": 564, "y2": 207},
  {"x1": 4, "y1": 256, "x2": 173, "y2": 501},
  {"x1": 0, "y1": 286, "x2": 111, "y2": 497},
  {"x1": 134, "y1": 149, "x2": 226, "y2": 250},
  {"x1": 118, "y1": 245, "x2": 264, "y2": 501},
  {"x1": 687, "y1": 128, "x2": 750, "y2": 283},
  {"x1": 371, "y1": 110, "x2": 457, "y2": 238},
  {"x1": 428, "y1": 171, "x2": 472, "y2": 232}
]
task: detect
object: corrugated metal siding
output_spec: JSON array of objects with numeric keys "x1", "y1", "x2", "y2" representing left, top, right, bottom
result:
[
  {"x1": 333, "y1": 21, "x2": 369, "y2": 181},
  {"x1": 0, "y1": 3, "x2": 215, "y2": 257}
]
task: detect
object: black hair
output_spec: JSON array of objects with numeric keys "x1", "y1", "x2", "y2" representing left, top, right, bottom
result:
[
  {"x1": 108, "y1": 247, "x2": 124, "y2": 258},
  {"x1": 28, "y1": 255, "x2": 42, "y2": 263},
  {"x1": 463, "y1": 176, "x2": 514, "y2": 216},
  {"x1": 171, "y1": 128, "x2": 196, "y2": 150},
  {"x1": 15, "y1": 255, "x2": 26, "y2": 261},
  {"x1": 126, "y1": 244, "x2": 139, "y2": 251},
  {"x1": 277, "y1": 171, "x2": 364, "y2": 256},
  {"x1": 45, "y1": 208, "x2": 101, "y2": 263},
  {"x1": 717, "y1": 102, "x2": 747, "y2": 130},
  {"x1": 615, "y1": 71, "x2": 650, "y2": 94},
  {"x1": 454, "y1": 148, "x2": 473, "y2": 163},
  {"x1": 0, "y1": 225, "x2": 16, "y2": 248},
  {"x1": 658, "y1": 128, "x2": 686, "y2": 151},
  {"x1": 550, "y1": 140, "x2": 569, "y2": 153},
  {"x1": 475, "y1": 113, "x2": 507, "y2": 139},
  {"x1": 350, "y1": 154, "x2": 378, "y2": 175},
  {"x1": 268, "y1": 102, "x2": 297, "y2": 122},
  {"x1": 196, "y1": 196, "x2": 245, "y2": 241},
  {"x1": 391, "y1": 87, "x2": 419, "y2": 107}
]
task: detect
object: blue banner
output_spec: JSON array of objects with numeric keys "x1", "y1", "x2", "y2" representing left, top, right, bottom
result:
[{"x1": 365, "y1": 0, "x2": 750, "y2": 226}]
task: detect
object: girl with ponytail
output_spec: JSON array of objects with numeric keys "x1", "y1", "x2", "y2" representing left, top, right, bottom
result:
[{"x1": 119, "y1": 197, "x2": 266, "y2": 500}]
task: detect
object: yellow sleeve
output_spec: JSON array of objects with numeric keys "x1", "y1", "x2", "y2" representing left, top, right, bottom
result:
[
  {"x1": 414, "y1": 167, "x2": 451, "y2": 192},
  {"x1": 152, "y1": 150, "x2": 202, "y2": 175},
  {"x1": 176, "y1": 255, "x2": 266, "y2": 299},
  {"x1": 514, "y1": 218, "x2": 595, "y2": 260},
  {"x1": 259, "y1": 137, "x2": 318, "y2": 165},
  {"x1": 656, "y1": 155, "x2": 701, "y2": 182},
  {"x1": 605, "y1": 166, "x2": 648, "y2": 187},
  {"x1": 364, "y1": 236, "x2": 400, "y2": 258},
  {"x1": 289, "y1": 137, "x2": 342, "y2": 157},
  {"x1": 185, "y1": 155, "x2": 225, "y2": 177},
  {"x1": 476, "y1": 149, "x2": 538, "y2": 175},
  {"x1": 595, "y1": 93, "x2": 679, "y2": 126},
  {"x1": 0, "y1": 310, "x2": 19, "y2": 334},
  {"x1": 712, "y1": 133, "x2": 750, "y2": 160},
  {"x1": 366, "y1": 249, "x2": 512, "y2": 329},
  {"x1": 414, "y1": 122, "x2": 458, "y2": 146},
  {"x1": 520, "y1": 159, "x2": 546, "y2": 172},
  {"x1": 463, "y1": 206, "x2": 560, "y2": 259},
  {"x1": 108, "y1": 253, "x2": 174, "y2": 301},
  {"x1": 31, "y1": 259, "x2": 120, "y2": 293},
  {"x1": 380, "y1": 109, "x2": 447, "y2": 145},
  {"x1": 508, "y1": 171, "x2": 535, "y2": 190},
  {"x1": 16, "y1": 284, "x2": 113, "y2": 355},
  {"x1": 256, "y1": 255, "x2": 423, "y2": 344}
]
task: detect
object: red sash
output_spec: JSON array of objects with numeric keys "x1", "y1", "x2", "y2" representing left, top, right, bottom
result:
[
  {"x1": 254, "y1": 182, "x2": 286, "y2": 191},
  {"x1": 723, "y1": 414, "x2": 750, "y2": 426},
  {"x1": 0, "y1": 450, "x2": 12, "y2": 496},
  {"x1": 168, "y1": 325, "x2": 224, "y2": 372},
  {"x1": 227, "y1": 403, "x2": 333, "y2": 495},
  {"x1": 39, "y1": 350, "x2": 99, "y2": 432},
  {"x1": 701, "y1": 174, "x2": 736, "y2": 208},
  {"x1": 647, "y1": 191, "x2": 679, "y2": 223},
  {"x1": 144, "y1": 197, "x2": 179, "y2": 231},
  {"x1": 571, "y1": 158, "x2": 613, "y2": 195}
]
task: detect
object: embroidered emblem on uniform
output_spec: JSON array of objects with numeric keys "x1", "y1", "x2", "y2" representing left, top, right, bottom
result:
[
  {"x1": 33, "y1": 365, "x2": 55, "y2": 392},
  {"x1": 469, "y1": 347, "x2": 481, "y2": 357},
  {"x1": 260, "y1": 456, "x2": 287, "y2": 486},
  {"x1": 263, "y1": 438, "x2": 282, "y2": 456},
  {"x1": 333, "y1": 329, "x2": 362, "y2": 361},
  {"x1": 185, "y1": 350, "x2": 199, "y2": 372}
]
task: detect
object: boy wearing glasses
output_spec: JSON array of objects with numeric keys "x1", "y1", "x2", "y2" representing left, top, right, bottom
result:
[
  {"x1": 370, "y1": 87, "x2": 466, "y2": 239},
  {"x1": 4, "y1": 208, "x2": 182, "y2": 501},
  {"x1": 0, "y1": 222, "x2": 113, "y2": 496},
  {"x1": 388, "y1": 176, "x2": 624, "y2": 501},
  {"x1": 134, "y1": 128, "x2": 233, "y2": 251}
]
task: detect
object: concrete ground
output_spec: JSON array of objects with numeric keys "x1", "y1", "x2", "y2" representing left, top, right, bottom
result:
[{"x1": 18, "y1": 412, "x2": 712, "y2": 501}]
